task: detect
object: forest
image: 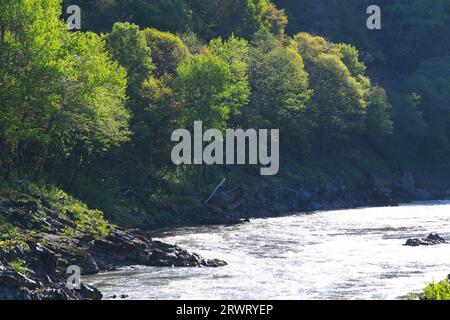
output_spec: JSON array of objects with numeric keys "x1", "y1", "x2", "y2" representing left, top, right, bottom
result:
[{"x1": 1, "y1": 0, "x2": 450, "y2": 229}]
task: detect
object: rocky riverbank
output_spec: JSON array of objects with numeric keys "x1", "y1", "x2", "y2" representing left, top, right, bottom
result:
[
  {"x1": 221, "y1": 173, "x2": 450, "y2": 219},
  {"x1": 2, "y1": 170, "x2": 449, "y2": 300},
  {"x1": 143, "y1": 171, "x2": 450, "y2": 231},
  {"x1": 0, "y1": 187, "x2": 226, "y2": 300}
]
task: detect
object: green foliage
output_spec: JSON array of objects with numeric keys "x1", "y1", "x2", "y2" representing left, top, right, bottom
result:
[
  {"x1": 0, "y1": 0, "x2": 68, "y2": 152},
  {"x1": 1, "y1": 0, "x2": 449, "y2": 234},
  {"x1": 293, "y1": 32, "x2": 331, "y2": 62},
  {"x1": 0, "y1": 0, "x2": 129, "y2": 183},
  {"x1": 23, "y1": 183, "x2": 113, "y2": 239},
  {"x1": 106, "y1": 22, "x2": 154, "y2": 99},
  {"x1": 59, "y1": 31, "x2": 130, "y2": 156},
  {"x1": 276, "y1": 0, "x2": 450, "y2": 168},
  {"x1": 62, "y1": 0, "x2": 193, "y2": 34},
  {"x1": 7, "y1": 259, "x2": 30, "y2": 276},
  {"x1": 406, "y1": 56, "x2": 450, "y2": 161},
  {"x1": 0, "y1": 224, "x2": 29, "y2": 251},
  {"x1": 332, "y1": 44, "x2": 366, "y2": 76},
  {"x1": 186, "y1": 0, "x2": 272, "y2": 39},
  {"x1": 179, "y1": 31, "x2": 205, "y2": 55},
  {"x1": 63, "y1": 0, "x2": 284, "y2": 41},
  {"x1": 423, "y1": 277, "x2": 450, "y2": 300},
  {"x1": 365, "y1": 86, "x2": 393, "y2": 141},
  {"x1": 144, "y1": 28, "x2": 190, "y2": 76},
  {"x1": 56, "y1": 194, "x2": 109, "y2": 238},
  {"x1": 209, "y1": 35, "x2": 251, "y2": 123},
  {"x1": 293, "y1": 32, "x2": 394, "y2": 154},
  {"x1": 176, "y1": 53, "x2": 239, "y2": 129},
  {"x1": 263, "y1": 2, "x2": 289, "y2": 37},
  {"x1": 391, "y1": 93, "x2": 427, "y2": 142},
  {"x1": 309, "y1": 53, "x2": 367, "y2": 152},
  {"x1": 275, "y1": 0, "x2": 450, "y2": 74},
  {"x1": 248, "y1": 29, "x2": 312, "y2": 150}
]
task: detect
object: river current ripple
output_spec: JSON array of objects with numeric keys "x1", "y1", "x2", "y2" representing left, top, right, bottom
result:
[{"x1": 88, "y1": 201, "x2": 450, "y2": 300}]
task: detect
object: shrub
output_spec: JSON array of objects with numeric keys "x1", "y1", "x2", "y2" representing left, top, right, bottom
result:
[
  {"x1": 7, "y1": 259, "x2": 30, "y2": 276},
  {"x1": 423, "y1": 277, "x2": 450, "y2": 300}
]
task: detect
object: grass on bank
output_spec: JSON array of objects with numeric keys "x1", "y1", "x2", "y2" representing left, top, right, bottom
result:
[
  {"x1": 0, "y1": 182, "x2": 114, "y2": 244},
  {"x1": 0, "y1": 224, "x2": 29, "y2": 251}
]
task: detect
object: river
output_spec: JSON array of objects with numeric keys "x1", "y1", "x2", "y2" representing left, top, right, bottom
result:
[{"x1": 87, "y1": 201, "x2": 450, "y2": 300}]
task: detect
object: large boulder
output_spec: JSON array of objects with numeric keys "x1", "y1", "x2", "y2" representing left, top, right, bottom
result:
[
  {"x1": 78, "y1": 283, "x2": 103, "y2": 300},
  {"x1": 148, "y1": 241, "x2": 227, "y2": 267},
  {"x1": 91, "y1": 229, "x2": 227, "y2": 268},
  {"x1": 29, "y1": 243, "x2": 57, "y2": 276}
]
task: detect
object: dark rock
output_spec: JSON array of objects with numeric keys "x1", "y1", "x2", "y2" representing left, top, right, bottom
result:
[
  {"x1": 0, "y1": 261, "x2": 38, "y2": 300},
  {"x1": 405, "y1": 239, "x2": 422, "y2": 247},
  {"x1": 147, "y1": 243, "x2": 202, "y2": 267},
  {"x1": 90, "y1": 230, "x2": 152, "y2": 266},
  {"x1": 147, "y1": 240, "x2": 227, "y2": 267},
  {"x1": 0, "y1": 267, "x2": 38, "y2": 290},
  {"x1": 206, "y1": 259, "x2": 228, "y2": 267},
  {"x1": 90, "y1": 228, "x2": 227, "y2": 269},
  {"x1": 78, "y1": 283, "x2": 102, "y2": 300},
  {"x1": 428, "y1": 233, "x2": 446, "y2": 243},
  {"x1": 31, "y1": 243, "x2": 57, "y2": 276},
  {"x1": 0, "y1": 224, "x2": 225, "y2": 300},
  {"x1": 371, "y1": 191, "x2": 398, "y2": 207},
  {"x1": 0, "y1": 192, "x2": 227, "y2": 301},
  {"x1": 77, "y1": 256, "x2": 100, "y2": 275},
  {"x1": 404, "y1": 233, "x2": 447, "y2": 246},
  {"x1": 224, "y1": 216, "x2": 244, "y2": 225}
]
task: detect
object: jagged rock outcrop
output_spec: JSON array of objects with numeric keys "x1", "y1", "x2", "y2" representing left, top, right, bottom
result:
[{"x1": 0, "y1": 196, "x2": 226, "y2": 300}]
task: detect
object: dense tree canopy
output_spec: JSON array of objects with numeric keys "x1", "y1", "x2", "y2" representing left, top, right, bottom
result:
[
  {"x1": 247, "y1": 30, "x2": 311, "y2": 151},
  {"x1": 1, "y1": 0, "x2": 449, "y2": 226},
  {"x1": 0, "y1": 0, "x2": 129, "y2": 182},
  {"x1": 62, "y1": 0, "x2": 287, "y2": 40},
  {"x1": 143, "y1": 28, "x2": 190, "y2": 77},
  {"x1": 274, "y1": 0, "x2": 450, "y2": 75}
]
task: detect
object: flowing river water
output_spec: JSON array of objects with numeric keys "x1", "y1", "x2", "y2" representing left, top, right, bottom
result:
[{"x1": 87, "y1": 201, "x2": 450, "y2": 300}]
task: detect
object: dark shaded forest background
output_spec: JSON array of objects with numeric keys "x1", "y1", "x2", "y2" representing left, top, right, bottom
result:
[{"x1": 1, "y1": 0, "x2": 449, "y2": 228}]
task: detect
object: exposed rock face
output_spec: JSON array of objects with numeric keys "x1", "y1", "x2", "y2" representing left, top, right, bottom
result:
[
  {"x1": 404, "y1": 233, "x2": 447, "y2": 247},
  {"x1": 187, "y1": 170, "x2": 450, "y2": 231},
  {"x1": 137, "y1": 169, "x2": 450, "y2": 231},
  {"x1": 0, "y1": 229, "x2": 226, "y2": 300},
  {"x1": 0, "y1": 257, "x2": 98, "y2": 300},
  {"x1": 0, "y1": 192, "x2": 227, "y2": 300},
  {"x1": 90, "y1": 229, "x2": 226, "y2": 268},
  {"x1": 205, "y1": 178, "x2": 402, "y2": 223},
  {"x1": 0, "y1": 261, "x2": 36, "y2": 300}
]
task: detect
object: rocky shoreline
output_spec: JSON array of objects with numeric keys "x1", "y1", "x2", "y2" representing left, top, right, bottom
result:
[
  {"x1": 2, "y1": 172, "x2": 449, "y2": 300},
  {"x1": 145, "y1": 172, "x2": 450, "y2": 231},
  {"x1": 0, "y1": 193, "x2": 226, "y2": 300},
  {"x1": 0, "y1": 227, "x2": 226, "y2": 300}
]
